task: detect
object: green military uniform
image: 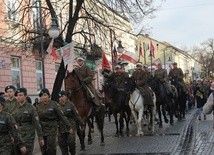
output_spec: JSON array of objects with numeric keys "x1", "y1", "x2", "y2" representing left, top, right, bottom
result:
[
  {"x1": 4, "y1": 98, "x2": 18, "y2": 117},
  {"x1": 13, "y1": 101, "x2": 43, "y2": 155},
  {"x1": 36, "y1": 99, "x2": 72, "y2": 155},
  {"x1": 168, "y1": 67, "x2": 188, "y2": 94},
  {"x1": 0, "y1": 111, "x2": 25, "y2": 155},
  {"x1": 154, "y1": 68, "x2": 173, "y2": 96},
  {"x1": 132, "y1": 68, "x2": 154, "y2": 106},
  {"x1": 74, "y1": 65, "x2": 101, "y2": 107},
  {"x1": 58, "y1": 100, "x2": 84, "y2": 155}
]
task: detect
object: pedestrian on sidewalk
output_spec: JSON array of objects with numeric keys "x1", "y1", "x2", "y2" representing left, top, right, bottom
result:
[{"x1": 194, "y1": 80, "x2": 206, "y2": 120}]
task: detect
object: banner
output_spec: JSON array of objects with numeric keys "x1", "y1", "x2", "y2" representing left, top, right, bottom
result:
[
  {"x1": 102, "y1": 51, "x2": 111, "y2": 70},
  {"x1": 60, "y1": 42, "x2": 75, "y2": 68},
  {"x1": 119, "y1": 51, "x2": 138, "y2": 64}
]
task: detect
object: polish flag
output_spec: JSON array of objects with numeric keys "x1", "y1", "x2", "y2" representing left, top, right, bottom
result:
[
  {"x1": 102, "y1": 51, "x2": 111, "y2": 70},
  {"x1": 119, "y1": 51, "x2": 138, "y2": 64},
  {"x1": 46, "y1": 39, "x2": 58, "y2": 60}
]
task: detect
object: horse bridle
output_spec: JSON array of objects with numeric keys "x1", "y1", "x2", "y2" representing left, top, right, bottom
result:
[{"x1": 130, "y1": 91, "x2": 141, "y2": 109}]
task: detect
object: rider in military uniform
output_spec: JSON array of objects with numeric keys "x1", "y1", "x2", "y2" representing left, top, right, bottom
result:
[
  {"x1": 132, "y1": 62, "x2": 154, "y2": 106},
  {"x1": 74, "y1": 56, "x2": 102, "y2": 112},
  {"x1": 154, "y1": 63, "x2": 173, "y2": 97},
  {"x1": 36, "y1": 88, "x2": 73, "y2": 155},
  {"x1": 58, "y1": 90, "x2": 85, "y2": 155},
  {"x1": 0, "y1": 96, "x2": 27, "y2": 155},
  {"x1": 13, "y1": 88, "x2": 44, "y2": 155},
  {"x1": 168, "y1": 62, "x2": 188, "y2": 94}
]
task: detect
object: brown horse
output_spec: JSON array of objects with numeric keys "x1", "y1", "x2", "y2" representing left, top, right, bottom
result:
[{"x1": 64, "y1": 70, "x2": 105, "y2": 150}]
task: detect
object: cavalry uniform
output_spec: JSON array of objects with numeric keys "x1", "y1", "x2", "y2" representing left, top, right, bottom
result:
[
  {"x1": 74, "y1": 65, "x2": 101, "y2": 108},
  {"x1": 132, "y1": 67, "x2": 154, "y2": 106},
  {"x1": 58, "y1": 98, "x2": 85, "y2": 155},
  {"x1": 36, "y1": 99, "x2": 72, "y2": 155},
  {"x1": 168, "y1": 64, "x2": 188, "y2": 94},
  {"x1": 154, "y1": 67, "x2": 173, "y2": 96}
]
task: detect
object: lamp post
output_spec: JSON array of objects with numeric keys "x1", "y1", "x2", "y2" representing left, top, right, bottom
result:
[
  {"x1": 117, "y1": 41, "x2": 124, "y2": 53},
  {"x1": 48, "y1": 18, "x2": 60, "y2": 39}
]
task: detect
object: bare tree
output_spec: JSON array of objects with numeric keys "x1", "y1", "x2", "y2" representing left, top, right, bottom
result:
[{"x1": 0, "y1": 0, "x2": 164, "y2": 101}]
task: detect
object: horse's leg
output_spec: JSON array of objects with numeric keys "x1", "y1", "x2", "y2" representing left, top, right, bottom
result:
[
  {"x1": 125, "y1": 108, "x2": 131, "y2": 136},
  {"x1": 119, "y1": 112, "x2": 124, "y2": 136},
  {"x1": 96, "y1": 109, "x2": 105, "y2": 146},
  {"x1": 113, "y1": 113, "x2": 119, "y2": 137},
  {"x1": 76, "y1": 125, "x2": 86, "y2": 151},
  {"x1": 162, "y1": 103, "x2": 169, "y2": 124},
  {"x1": 168, "y1": 100, "x2": 174, "y2": 125},
  {"x1": 157, "y1": 104, "x2": 163, "y2": 128},
  {"x1": 137, "y1": 108, "x2": 144, "y2": 137},
  {"x1": 148, "y1": 106, "x2": 155, "y2": 135},
  {"x1": 91, "y1": 116, "x2": 94, "y2": 133},
  {"x1": 87, "y1": 118, "x2": 93, "y2": 145}
]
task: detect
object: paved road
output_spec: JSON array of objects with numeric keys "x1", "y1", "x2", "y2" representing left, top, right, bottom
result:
[{"x1": 33, "y1": 108, "x2": 214, "y2": 155}]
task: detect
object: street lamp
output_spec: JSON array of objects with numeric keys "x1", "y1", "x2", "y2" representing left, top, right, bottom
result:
[
  {"x1": 117, "y1": 41, "x2": 124, "y2": 53},
  {"x1": 48, "y1": 18, "x2": 60, "y2": 38}
]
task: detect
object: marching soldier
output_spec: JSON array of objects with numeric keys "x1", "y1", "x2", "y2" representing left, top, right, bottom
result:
[
  {"x1": 73, "y1": 56, "x2": 102, "y2": 112},
  {"x1": 154, "y1": 63, "x2": 173, "y2": 97},
  {"x1": 58, "y1": 90, "x2": 85, "y2": 155},
  {"x1": 168, "y1": 62, "x2": 188, "y2": 94},
  {"x1": 36, "y1": 88, "x2": 73, "y2": 155},
  {"x1": 0, "y1": 96, "x2": 27, "y2": 155},
  {"x1": 132, "y1": 62, "x2": 154, "y2": 107},
  {"x1": 13, "y1": 88, "x2": 44, "y2": 155},
  {"x1": 4, "y1": 85, "x2": 18, "y2": 116}
]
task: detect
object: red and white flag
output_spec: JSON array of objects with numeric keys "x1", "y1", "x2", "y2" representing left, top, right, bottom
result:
[
  {"x1": 46, "y1": 39, "x2": 58, "y2": 60},
  {"x1": 119, "y1": 51, "x2": 138, "y2": 64},
  {"x1": 150, "y1": 41, "x2": 155, "y2": 58},
  {"x1": 102, "y1": 51, "x2": 111, "y2": 70}
]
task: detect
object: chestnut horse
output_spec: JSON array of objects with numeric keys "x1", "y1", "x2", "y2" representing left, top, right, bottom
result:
[{"x1": 64, "y1": 70, "x2": 105, "y2": 150}]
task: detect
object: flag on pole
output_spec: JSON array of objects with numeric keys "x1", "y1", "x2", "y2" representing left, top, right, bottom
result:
[
  {"x1": 112, "y1": 45, "x2": 117, "y2": 66},
  {"x1": 119, "y1": 51, "x2": 138, "y2": 64},
  {"x1": 150, "y1": 41, "x2": 155, "y2": 58},
  {"x1": 46, "y1": 39, "x2": 58, "y2": 60},
  {"x1": 139, "y1": 43, "x2": 143, "y2": 57},
  {"x1": 102, "y1": 51, "x2": 111, "y2": 70},
  {"x1": 60, "y1": 42, "x2": 75, "y2": 68}
]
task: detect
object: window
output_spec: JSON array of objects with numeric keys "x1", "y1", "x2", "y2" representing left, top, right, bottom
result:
[
  {"x1": 11, "y1": 57, "x2": 21, "y2": 88},
  {"x1": 7, "y1": 0, "x2": 18, "y2": 21},
  {"x1": 36, "y1": 60, "x2": 43, "y2": 91},
  {"x1": 32, "y1": 0, "x2": 40, "y2": 30}
]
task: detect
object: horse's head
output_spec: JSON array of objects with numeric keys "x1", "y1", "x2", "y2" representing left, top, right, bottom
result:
[
  {"x1": 65, "y1": 70, "x2": 83, "y2": 100},
  {"x1": 123, "y1": 77, "x2": 136, "y2": 93}
]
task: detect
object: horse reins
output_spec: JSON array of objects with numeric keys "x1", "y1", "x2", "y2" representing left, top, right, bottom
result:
[{"x1": 130, "y1": 92, "x2": 141, "y2": 110}]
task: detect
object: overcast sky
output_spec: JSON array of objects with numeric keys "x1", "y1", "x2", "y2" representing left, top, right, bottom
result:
[{"x1": 146, "y1": 0, "x2": 214, "y2": 49}]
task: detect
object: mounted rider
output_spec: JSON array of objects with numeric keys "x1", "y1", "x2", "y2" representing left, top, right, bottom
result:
[
  {"x1": 154, "y1": 63, "x2": 173, "y2": 97},
  {"x1": 131, "y1": 62, "x2": 154, "y2": 106},
  {"x1": 73, "y1": 56, "x2": 102, "y2": 112},
  {"x1": 168, "y1": 62, "x2": 188, "y2": 94}
]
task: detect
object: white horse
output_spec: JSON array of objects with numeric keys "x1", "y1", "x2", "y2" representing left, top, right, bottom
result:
[{"x1": 129, "y1": 88, "x2": 156, "y2": 137}]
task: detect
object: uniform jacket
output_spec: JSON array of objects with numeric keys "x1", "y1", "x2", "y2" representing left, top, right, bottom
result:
[
  {"x1": 168, "y1": 67, "x2": 184, "y2": 80},
  {"x1": 132, "y1": 69, "x2": 149, "y2": 86},
  {"x1": 58, "y1": 101, "x2": 84, "y2": 133},
  {"x1": 0, "y1": 111, "x2": 24, "y2": 150},
  {"x1": 74, "y1": 65, "x2": 94, "y2": 84},
  {"x1": 36, "y1": 100, "x2": 72, "y2": 136},
  {"x1": 4, "y1": 98, "x2": 18, "y2": 117},
  {"x1": 154, "y1": 68, "x2": 167, "y2": 82},
  {"x1": 13, "y1": 101, "x2": 43, "y2": 141}
]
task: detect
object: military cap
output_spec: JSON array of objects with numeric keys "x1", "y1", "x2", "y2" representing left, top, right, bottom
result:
[
  {"x1": 120, "y1": 60, "x2": 129, "y2": 66},
  {"x1": 136, "y1": 62, "x2": 143, "y2": 67},
  {"x1": 0, "y1": 96, "x2": 6, "y2": 107},
  {"x1": 143, "y1": 64, "x2": 148, "y2": 68},
  {"x1": 15, "y1": 88, "x2": 27, "y2": 96},
  {"x1": 114, "y1": 64, "x2": 121, "y2": 69},
  {"x1": 39, "y1": 88, "x2": 50, "y2": 97},
  {"x1": 76, "y1": 56, "x2": 86, "y2": 61},
  {"x1": 172, "y1": 62, "x2": 177, "y2": 65},
  {"x1": 5, "y1": 85, "x2": 16, "y2": 92},
  {"x1": 59, "y1": 90, "x2": 66, "y2": 97}
]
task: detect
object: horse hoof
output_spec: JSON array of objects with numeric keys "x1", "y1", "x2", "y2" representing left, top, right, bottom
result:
[
  {"x1": 100, "y1": 142, "x2": 105, "y2": 146},
  {"x1": 91, "y1": 129, "x2": 94, "y2": 133},
  {"x1": 165, "y1": 119, "x2": 169, "y2": 123},
  {"x1": 159, "y1": 124, "x2": 163, "y2": 128},
  {"x1": 88, "y1": 140, "x2": 92, "y2": 145},
  {"x1": 80, "y1": 147, "x2": 86, "y2": 151},
  {"x1": 170, "y1": 121, "x2": 174, "y2": 125},
  {"x1": 115, "y1": 134, "x2": 119, "y2": 137},
  {"x1": 150, "y1": 131, "x2": 155, "y2": 136}
]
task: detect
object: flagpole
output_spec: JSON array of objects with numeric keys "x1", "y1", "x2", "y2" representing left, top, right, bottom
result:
[
  {"x1": 143, "y1": 42, "x2": 146, "y2": 64},
  {"x1": 110, "y1": 30, "x2": 114, "y2": 71},
  {"x1": 150, "y1": 50, "x2": 152, "y2": 72},
  {"x1": 138, "y1": 43, "x2": 140, "y2": 62}
]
